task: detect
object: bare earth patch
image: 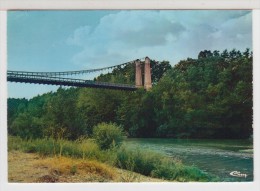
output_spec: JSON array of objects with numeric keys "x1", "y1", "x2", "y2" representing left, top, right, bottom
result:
[{"x1": 8, "y1": 150, "x2": 163, "y2": 183}]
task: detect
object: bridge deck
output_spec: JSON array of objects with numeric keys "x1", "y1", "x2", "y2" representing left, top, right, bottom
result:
[{"x1": 7, "y1": 73, "x2": 137, "y2": 91}]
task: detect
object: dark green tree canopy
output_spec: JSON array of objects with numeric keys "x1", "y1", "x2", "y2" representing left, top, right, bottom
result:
[{"x1": 8, "y1": 49, "x2": 252, "y2": 139}]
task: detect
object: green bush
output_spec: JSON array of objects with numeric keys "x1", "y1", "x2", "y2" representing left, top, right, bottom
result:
[
  {"x1": 151, "y1": 160, "x2": 213, "y2": 181},
  {"x1": 116, "y1": 145, "x2": 215, "y2": 181},
  {"x1": 116, "y1": 146, "x2": 160, "y2": 176},
  {"x1": 8, "y1": 136, "x2": 217, "y2": 182},
  {"x1": 93, "y1": 123, "x2": 124, "y2": 150},
  {"x1": 75, "y1": 138, "x2": 102, "y2": 160},
  {"x1": 151, "y1": 159, "x2": 179, "y2": 180}
]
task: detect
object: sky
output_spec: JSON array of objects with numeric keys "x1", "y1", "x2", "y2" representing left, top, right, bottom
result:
[{"x1": 7, "y1": 10, "x2": 252, "y2": 99}]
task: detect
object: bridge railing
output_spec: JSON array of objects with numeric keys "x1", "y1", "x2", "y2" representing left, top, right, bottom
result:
[{"x1": 7, "y1": 72, "x2": 136, "y2": 89}]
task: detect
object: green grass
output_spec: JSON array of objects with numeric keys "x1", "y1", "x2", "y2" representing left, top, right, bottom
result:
[
  {"x1": 116, "y1": 146, "x2": 160, "y2": 176},
  {"x1": 116, "y1": 145, "x2": 216, "y2": 181},
  {"x1": 8, "y1": 135, "x2": 217, "y2": 182},
  {"x1": 8, "y1": 136, "x2": 116, "y2": 164}
]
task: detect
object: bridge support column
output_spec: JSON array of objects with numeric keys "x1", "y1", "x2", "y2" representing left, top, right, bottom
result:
[
  {"x1": 135, "y1": 59, "x2": 142, "y2": 88},
  {"x1": 144, "y1": 57, "x2": 152, "y2": 90}
]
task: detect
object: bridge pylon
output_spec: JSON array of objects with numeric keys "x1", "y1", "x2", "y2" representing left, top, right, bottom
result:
[
  {"x1": 144, "y1": 57, "x2": 152, "y2": 90},
  {"x1": 135, "y1": 59, "x2": 143, "y2": 88}
]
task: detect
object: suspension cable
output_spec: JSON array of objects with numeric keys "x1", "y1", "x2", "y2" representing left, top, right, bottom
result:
[{"x1": 7, "y1": 57, "x2": 145, "y2": 77}]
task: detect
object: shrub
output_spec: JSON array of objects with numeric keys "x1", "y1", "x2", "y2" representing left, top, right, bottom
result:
[
  {"x1": 93, "y1": 123, "x2": 124, "y2": 150},
  {"x1": 116, "y1": 146, "x2": 160, "y2": 176},
  {"x1": 151, "y1": 161, "x2": 212, "y2": 181},
  {"x1": 151, "y1": 158, "x2": 179, "y2": 180},
  {"x1": 116, "y1": 145, "x2": 215, "y2": 181},
  {"x1": 8, "y1": 136, "x2": 217, "y2": 182},
  {"x1": 75, "y1": 138, "x2": 100, "y2": 159}
]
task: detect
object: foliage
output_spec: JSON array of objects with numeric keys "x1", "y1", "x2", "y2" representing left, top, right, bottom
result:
[
  {"x1": 8, "y1": 49, "x2": 253, "y2": 139},
  {"x1": 9, "y1": 136, "x2": 215, "y2": 182},
  {"x1": 116, "y1": 146, "x2": 160, "y2": 176},
  {"x1": 148, "y1": 49, "x2": 252, "y2": 138},
  {"x1": 95, "y1": 60, "x2": 172, "y2": 85},
  {"x1": 8, "y1": 135, "x2": 100, "y2": 159},
  {"x1": 115, "y1": 145, "x2": 214, "y2": 181},
  {"x1": 93, "y1": 123, "x2": 124, "y2": 150},
  {"x1": 151, "y1": 159, "x2": 214, "y2": 181}
]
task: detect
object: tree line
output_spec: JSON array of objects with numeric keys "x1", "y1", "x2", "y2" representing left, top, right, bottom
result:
[{"x1": 8, "y1": 49, "x2": 253, "y2": 139}]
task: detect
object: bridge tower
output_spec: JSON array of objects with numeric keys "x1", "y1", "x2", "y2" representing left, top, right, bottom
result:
[
  {"x1": 144, "y1": 57, "x2": 152, "y2": 90},
  {"x1": 135, "y1": 59, "x2": 143, "y2": 88}
]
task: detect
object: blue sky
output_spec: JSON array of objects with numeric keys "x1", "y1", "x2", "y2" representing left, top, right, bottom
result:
[{"x1": 7, "y1": 10, "x2": 252, "y2": 99}]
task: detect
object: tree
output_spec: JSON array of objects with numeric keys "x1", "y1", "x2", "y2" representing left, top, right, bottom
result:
[
  {"x1": 151, "y1": 60, "x2": 172, "y2": 84},
  {"x1": 44, "y1": 87, "x2": 85, "y2": 140},
  {"x1": 93, "y1": 123, "x2": 124, "y2": 150},
  {"x1": 10, "y1": 112, "x2": 43, "y2": 139},
  {"x1": 7, "y1": 49, "x2": 253, "y2": 140}
]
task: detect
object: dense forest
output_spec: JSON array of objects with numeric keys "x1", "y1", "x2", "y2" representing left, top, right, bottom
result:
[{"x1": 8, "y1": 49, "x2": 253, "y2": 140}]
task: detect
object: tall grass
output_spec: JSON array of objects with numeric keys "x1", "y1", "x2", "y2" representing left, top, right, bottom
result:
[
  {"x1": 115, "y1": 145, "x2": 216, "y2": 181},
  {"x1": 116, "y1": 146, "x2": 160, "y2": 176},
  {"x1": 35, "y1": 156, "x2": 116, "y2": 181},
  {"x1": 8, "y1": 136, "x2": 217, "y2": 182},
  {"x1": 8, "y1": 136, "x2": 101, "y2": 159}
]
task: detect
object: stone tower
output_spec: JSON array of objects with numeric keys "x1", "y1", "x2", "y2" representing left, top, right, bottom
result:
[
  {"x1": 135, "y1": 59, "x2": 142, "y2": 88},
  {"x1": 144, "y1": 57, "x2": 152, "y2": 90}
]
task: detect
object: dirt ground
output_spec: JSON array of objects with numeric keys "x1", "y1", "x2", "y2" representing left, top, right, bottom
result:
[{"x1": 8, "y1": 150, "x2": 163, "y2": 183}]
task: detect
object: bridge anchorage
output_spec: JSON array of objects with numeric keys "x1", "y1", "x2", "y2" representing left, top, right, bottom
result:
[{"x1": 7, "y1": 57, "x2": 152, "y2": 91}]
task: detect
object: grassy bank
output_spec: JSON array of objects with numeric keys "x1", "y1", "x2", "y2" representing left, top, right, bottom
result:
[
  {"x1": 8, "y1": 136, "x2": 218, "y2": 182},
  {"x1": 9, "y1": 150, "x2": 162, "y2": 182}
]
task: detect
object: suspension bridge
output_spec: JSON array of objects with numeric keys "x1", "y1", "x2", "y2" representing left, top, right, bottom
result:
[{"x1": 7, "y1": 57, "x2": 152, "y2": 91}]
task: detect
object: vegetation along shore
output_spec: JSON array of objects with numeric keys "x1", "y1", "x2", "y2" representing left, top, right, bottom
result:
[{"x1": 8, "y1": 49, "x2": 252, "y2": 182}]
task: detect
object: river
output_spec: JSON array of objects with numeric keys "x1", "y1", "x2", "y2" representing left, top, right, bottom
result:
[{"x1": 126, "y1": 138, "x2": 253, "y2": 182}]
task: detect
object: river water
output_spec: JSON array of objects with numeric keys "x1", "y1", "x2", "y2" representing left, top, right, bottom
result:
[{"x1": 126, "y1": 138, "x2": 253, "y2": 182}]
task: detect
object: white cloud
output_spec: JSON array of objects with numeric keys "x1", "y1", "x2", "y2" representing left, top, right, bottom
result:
[
  {"x1": 67, "y1": 10, "x2": 252, "y2": 68},
  {"x1": 67, "y1": 26, "x2": 92, "y2": 46},
  {"x1": 208, "y1": 12, "x2": 252, "y2": 51}
]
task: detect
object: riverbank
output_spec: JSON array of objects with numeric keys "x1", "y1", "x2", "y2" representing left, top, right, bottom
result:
[
  {"x1": 8, "y1": 136, "x2": 215, "y2": 182},
  {"x1": 8, "y1": 150, "x2": 162, "y2": 182},
  {"x1": 126, "y1": 138, "x2": 253, "y2": 182}
]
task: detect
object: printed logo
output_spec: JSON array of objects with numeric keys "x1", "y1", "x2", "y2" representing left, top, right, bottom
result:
[{"x1": 230, "y1": 171, "x2": 248, "y2": 178}]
